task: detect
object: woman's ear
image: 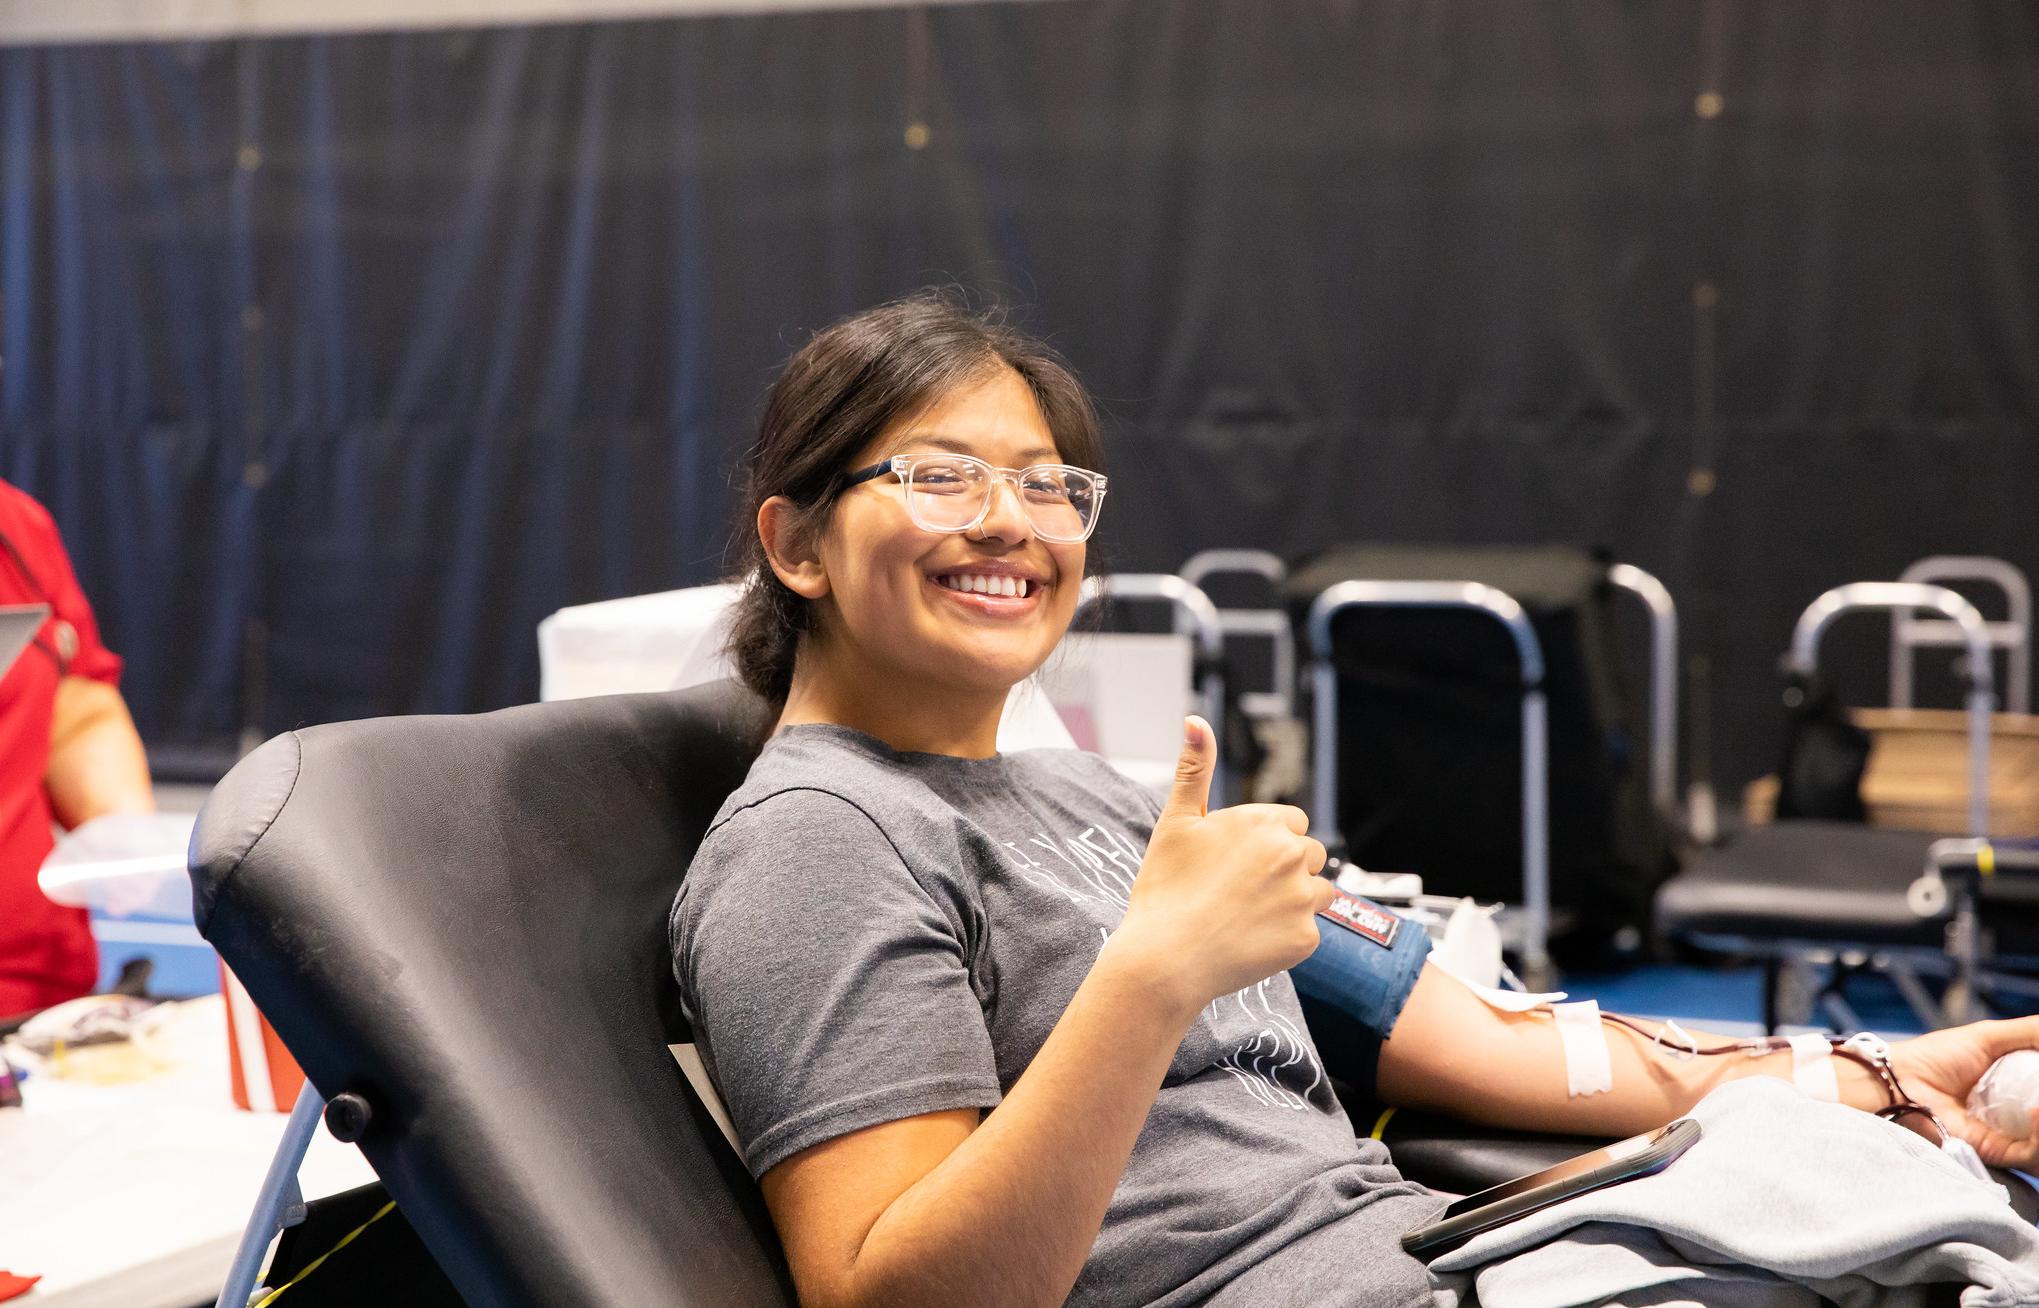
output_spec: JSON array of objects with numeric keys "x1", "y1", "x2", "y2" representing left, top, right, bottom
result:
[{"x1": 758, "y1": 496, "x2": 830, "y2": 600}]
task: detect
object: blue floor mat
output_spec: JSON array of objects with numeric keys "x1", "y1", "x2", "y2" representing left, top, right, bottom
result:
[{"x1": 1558, "y1": 963, "x2": 1932, "y2": 1037}]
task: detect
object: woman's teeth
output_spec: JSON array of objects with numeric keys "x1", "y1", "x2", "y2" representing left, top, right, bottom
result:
[{"x1": 936, "y1": 573, "x2": 1032, "y2": 598}]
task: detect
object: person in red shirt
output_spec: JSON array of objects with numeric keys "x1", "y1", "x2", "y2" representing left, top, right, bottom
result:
[{"x1": 0, "y1": 477, "x2": 153, "y2": 1016}]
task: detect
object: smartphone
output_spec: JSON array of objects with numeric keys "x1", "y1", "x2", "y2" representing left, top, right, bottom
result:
[{"x1": 1400, "y1": 1117, "x2": 1701, "y2": 1260}]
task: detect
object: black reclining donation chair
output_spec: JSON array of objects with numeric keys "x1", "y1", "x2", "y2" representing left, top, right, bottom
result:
[
  {"x1": 190, "y1": 680, "x2": 1617, "y2": 1308},
  {"x1": 1656, "y1": 581, "x2": 2039, "y2": 1031},
  {"x1": 1283, "y1": 543, "x2": 1683, "y2": 990}
]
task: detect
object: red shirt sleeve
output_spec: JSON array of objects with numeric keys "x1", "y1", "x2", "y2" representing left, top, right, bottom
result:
[
  {"x1": 0, "y1": 483, "x2": 122, "y2": 686},
  {"x1": 0, "y1": 480, "x2": 114, "y2": 1010}
]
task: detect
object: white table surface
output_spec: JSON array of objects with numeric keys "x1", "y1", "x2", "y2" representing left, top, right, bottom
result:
[{"x1": 0, "y1": 995, "x2": 375, "y2": 1308}]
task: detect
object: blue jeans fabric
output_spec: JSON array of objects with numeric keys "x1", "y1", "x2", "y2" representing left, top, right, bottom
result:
[{"x1": 1289, "y1": 900, "x2": 1432, "y2": 1104}]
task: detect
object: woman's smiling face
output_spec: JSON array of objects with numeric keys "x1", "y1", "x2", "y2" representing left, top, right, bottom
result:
[{"x1": 808, "y1": 365, "x2": 1087, "y2": 701}]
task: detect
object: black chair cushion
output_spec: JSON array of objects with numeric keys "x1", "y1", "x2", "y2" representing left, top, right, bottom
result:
[
  {"x1": 1656, "y1": 820, "x2": 1943, "y2": 946},
  {"x1": 1330, "y1": 1084, "x2": 1608, "y2": 1199},
  {"x1": 191, "y1": 683, "x2": 793, "y2": 1308}
]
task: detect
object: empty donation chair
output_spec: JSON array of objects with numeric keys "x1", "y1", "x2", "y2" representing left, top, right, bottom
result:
[
  {"x1": 192, "y1": 680, "x2": 1637, "y2": 1305},
  {"x1": 1285, "y1": 543, "x2": 1682, "y2": 983},
  {"x1": 1656, "y1": 582, "x2": 2034, "y2": 1030}
]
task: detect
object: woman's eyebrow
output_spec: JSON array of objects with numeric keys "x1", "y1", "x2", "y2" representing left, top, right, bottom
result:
[{"x1": 896, "y1": 434, "x2": 1062, "y2": 463}]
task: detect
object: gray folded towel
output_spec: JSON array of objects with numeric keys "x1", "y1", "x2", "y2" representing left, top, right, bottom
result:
[{"x1": 1425, "y1": 1077, "x2": 2039, "y2": 1308}]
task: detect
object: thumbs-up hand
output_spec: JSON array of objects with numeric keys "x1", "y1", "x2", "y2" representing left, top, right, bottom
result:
[
  {"x1": 1159, "y1": 710, "x2": 1220, "y2": 819},
  {"x1": 1111, "y1": 716, "x2": 1335, "y2": 1017}
]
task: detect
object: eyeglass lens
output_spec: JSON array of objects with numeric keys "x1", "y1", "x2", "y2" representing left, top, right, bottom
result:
[{"x1": 904, "y1": 457, "x2": 1099, "y2": 540}]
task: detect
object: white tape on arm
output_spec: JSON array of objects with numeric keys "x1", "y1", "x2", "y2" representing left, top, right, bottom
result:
[
  {"x1": 1423, "y1": 956, "x2": 1568, "y2": 1012},
  {"x1": 1552, "y1": 999, "x2": 1613, "y2": 1097},
  {"x1": 1788, "y1": 1032, "x2": 1841, "y2": 1103}
]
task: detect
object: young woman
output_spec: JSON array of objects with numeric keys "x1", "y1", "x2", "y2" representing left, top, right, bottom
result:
[{"x1": 671, "y1": 293, "x2": 2039, "y2": 1308}]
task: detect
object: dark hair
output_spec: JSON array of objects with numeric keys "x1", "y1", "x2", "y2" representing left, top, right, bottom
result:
[{"x1": 726, "y1": 291, "x2": 1104, "y2": 706}]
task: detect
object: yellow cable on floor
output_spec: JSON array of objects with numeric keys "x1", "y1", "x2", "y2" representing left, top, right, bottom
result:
[
  {"x1": 1369, "y1": 1106, "x2": 1397, "y2": 1141},
  {"x1": 252, "y1": 1199, "x2": 397, "y2": 1306}
]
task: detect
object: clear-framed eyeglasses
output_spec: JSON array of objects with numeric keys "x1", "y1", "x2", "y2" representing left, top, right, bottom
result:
[{"x1": 838, "y1": 453, "x2": 1108, "y2": 543}]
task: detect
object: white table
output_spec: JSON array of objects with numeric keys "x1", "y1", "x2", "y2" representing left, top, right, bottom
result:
[{"x1": 0, "y1": 996, "x2": 375, "y2": 1308}]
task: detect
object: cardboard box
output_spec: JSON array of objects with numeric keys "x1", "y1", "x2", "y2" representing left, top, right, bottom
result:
[{"x1": 1744, "y1": 708, "x2": 2039, "y2": 836}]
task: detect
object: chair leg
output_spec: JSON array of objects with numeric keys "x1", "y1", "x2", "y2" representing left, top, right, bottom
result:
[
  {"x1": 1885, "y1": 959, "x2": 1951, "y2": 1030},
  {"x1": 1813, "y1": 955, "x2": 1867, "y2": 1034},
  {"x1": 216, "y1": 1080, "x2": 326, "y2": 1308},
  {"x1": 1818, "y1": 984, "x2": 1864, "y2": 1036},
  {"x1": 1945, "y1": 896, "x2": 1983, "y2": 1025}
]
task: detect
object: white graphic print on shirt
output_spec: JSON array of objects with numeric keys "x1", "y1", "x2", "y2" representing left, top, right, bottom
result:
[
  {"x1": 1005, "y1": 825, "x2": 1142, "y2": 909},
  {"x1": 1217, "y1": 979, "x2": 1323, "y2": 1110},
  {"x1": 1001, "y1": 826, "x2": 1325, "y2": 1112}
]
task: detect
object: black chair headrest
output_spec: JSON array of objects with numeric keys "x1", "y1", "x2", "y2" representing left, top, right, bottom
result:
[{"x1": 190, "y1": 680, "x2": 793, "y2": 1307}]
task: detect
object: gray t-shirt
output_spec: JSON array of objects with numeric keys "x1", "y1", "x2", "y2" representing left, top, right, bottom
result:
[{"x1": 670, "y1": 724, "x2": 1442, "y2": 1307}]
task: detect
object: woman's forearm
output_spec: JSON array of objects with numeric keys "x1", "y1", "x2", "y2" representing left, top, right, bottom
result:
[
  {"x1": 1377, "y1": 963, "x2": 1891, "y2": 1139},
  {"x1": 838, "y1": 934, "x2": 1200, "y2": 1308},
  {"x1": 1508, "y1": 1015, "x2": 1892, "y2": 1137}
]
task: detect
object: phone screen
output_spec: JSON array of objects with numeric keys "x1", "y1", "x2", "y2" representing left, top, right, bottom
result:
[{"x1": 1440, "y1": 1123, "x2": 1671, "y2": 1218}]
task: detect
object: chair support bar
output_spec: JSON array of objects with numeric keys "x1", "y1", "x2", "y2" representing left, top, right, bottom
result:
[
  {"x1": 1607, "y1": 564, "x2": 1679, "y2": 821},
  {"x1": 1306, "y1": 580, "x2": 1551, "y2": 985},
  {"x1": 1083, "y1": 573, "x2": 1226, "y2": 667},
  {"x1": 1914, "y1": 838, "x2": 2039, "y2": 1025},
  {"x1": 1893, "y1": 556, "x2": 2031, "y2": 716},
  {"x1": 1177, "y1": 550, "x2": 1295, "y2": 720},
  {"x1": 1788, "y1": 582, "x2": 1995, "y2": 837},
  {"x1": 216, "y1": 1080, "x2": 327, "y2": 1308},
  {"x1": 1928, "y1": 837, "x2": 2039, "y2": 878},
  {"x1": 1178, "y1": 548, "x2": 1287, "y2": 593}
]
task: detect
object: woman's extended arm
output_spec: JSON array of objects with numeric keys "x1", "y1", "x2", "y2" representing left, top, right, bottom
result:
[
  {"x1": 1376, "y1": 961, "x2": 2039, "y2": 1167},
  {"x1": 758, "y1": 720, "x2": 1334, "y2": 1308},
  {"x1": 1374, "y1": 963, "x2": 1893, "y2": 1137}
]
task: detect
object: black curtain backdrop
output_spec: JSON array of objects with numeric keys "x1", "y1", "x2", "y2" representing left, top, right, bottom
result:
[{"x1": 1, "y1": 0, "x2": 2034, "y2": 789}]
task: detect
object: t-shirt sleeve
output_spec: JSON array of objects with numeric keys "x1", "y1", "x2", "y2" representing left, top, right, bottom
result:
[
  {"x1": 9, "y1": 490, "x2": 122, "y2": 685},
  {"x1": 673, "y1": 787, "x2": 1001, "y2": 1178}
]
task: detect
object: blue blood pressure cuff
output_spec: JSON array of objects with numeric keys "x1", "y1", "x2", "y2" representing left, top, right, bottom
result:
[{"x1": 1289, "y1": 892, "x2": 1431, "y2": 1103}]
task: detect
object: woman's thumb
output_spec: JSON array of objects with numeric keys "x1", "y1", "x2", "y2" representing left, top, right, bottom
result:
[{"x1": 1163, "y1": 715, "x2": 1216, "y2": 819}]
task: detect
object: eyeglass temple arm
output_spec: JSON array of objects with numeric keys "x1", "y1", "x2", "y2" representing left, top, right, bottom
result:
[{"x1": 837, "y1": 459, "x2": 899, "y2": 490}]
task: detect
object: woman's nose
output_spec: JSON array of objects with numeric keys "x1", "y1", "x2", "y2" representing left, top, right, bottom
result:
[{"x1": 969, "y1": 475, "x2": 1034, "y2": 542}]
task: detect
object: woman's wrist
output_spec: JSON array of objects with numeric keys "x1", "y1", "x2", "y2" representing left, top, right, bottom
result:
[{"x1": 1093, "y1": 926, "x2": 1207, "y2": 1032}]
